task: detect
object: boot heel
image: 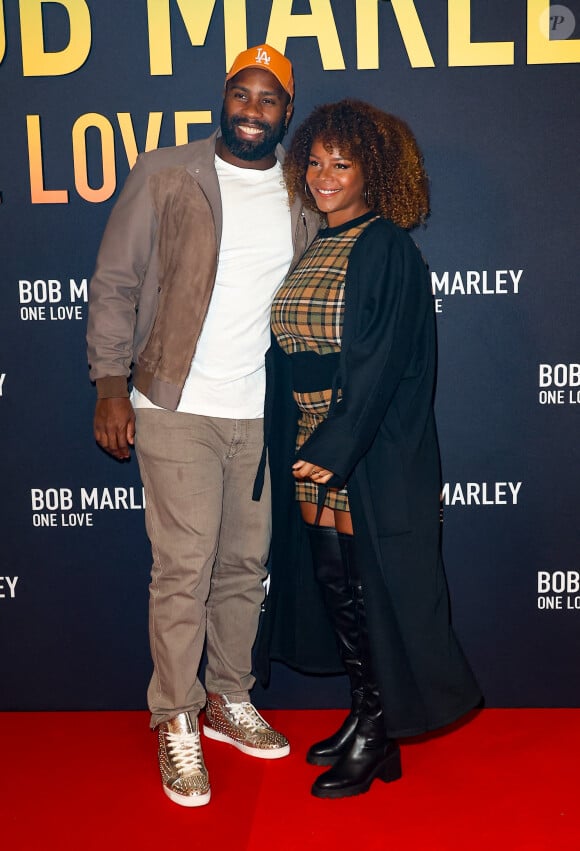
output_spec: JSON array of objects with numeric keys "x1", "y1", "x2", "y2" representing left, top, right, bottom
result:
[{"x1": 379, "y1": 748, "x2": 402, "y2": 783}]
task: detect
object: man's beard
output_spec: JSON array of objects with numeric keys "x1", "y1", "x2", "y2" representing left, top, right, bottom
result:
[{"x1": 220, "y1": 106, "x2": 286, "y2": 162}]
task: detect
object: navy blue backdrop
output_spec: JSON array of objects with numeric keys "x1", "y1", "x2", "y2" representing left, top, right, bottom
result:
[{"x1": 1, "y1": 0, "x2": 579, "y2": 711}]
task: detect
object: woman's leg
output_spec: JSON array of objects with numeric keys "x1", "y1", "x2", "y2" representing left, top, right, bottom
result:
[
  {"x1": 299, "y1": 502, "x2": 353, "y2": 534},
  {"x1": 311, "y1": 532, "x2": 401, "y2": 798},
  {"x1": 300, "y1": 503, "x2": 360, "y2": 765}
]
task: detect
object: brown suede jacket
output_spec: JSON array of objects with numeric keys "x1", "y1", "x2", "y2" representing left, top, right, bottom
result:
[{"x1": 87, "y1": 130, "x2": 318, "y2": 410}]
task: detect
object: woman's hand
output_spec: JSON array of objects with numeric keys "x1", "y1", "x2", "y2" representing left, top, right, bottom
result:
[{"x1": 292, "y1": 459, "x2": 334, "y2": 484}]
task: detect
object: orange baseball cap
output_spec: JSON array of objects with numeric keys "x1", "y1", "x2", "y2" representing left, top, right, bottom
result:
[{"x1": 225, "y1": 44, "x2": 294, "y2": 101}]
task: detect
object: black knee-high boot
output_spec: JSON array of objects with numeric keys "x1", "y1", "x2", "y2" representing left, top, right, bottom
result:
[
  {"x1": 311, "y1": 532, "x2": 402, "y2": 798},
  {"x1": 305, "y1": 524, "x2": 365, "y2": 766}
]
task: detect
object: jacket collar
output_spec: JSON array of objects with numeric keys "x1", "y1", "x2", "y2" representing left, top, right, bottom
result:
[{"x1": 183, "y1": 129, "x2": 315, "y2": 251}]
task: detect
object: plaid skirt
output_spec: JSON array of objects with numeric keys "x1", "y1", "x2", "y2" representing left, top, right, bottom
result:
[{"x1": 294, "y1": 388, "x2": 349, "y2": 512}]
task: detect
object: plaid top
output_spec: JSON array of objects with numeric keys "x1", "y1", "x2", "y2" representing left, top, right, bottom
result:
[{"x1": 272, "y1": 213, "x2": 380, "y2": 355}]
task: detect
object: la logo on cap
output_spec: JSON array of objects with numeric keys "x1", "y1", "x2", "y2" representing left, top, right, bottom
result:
[{"x1": 254, "y1": 47, "x2": 271, "y2": 66}]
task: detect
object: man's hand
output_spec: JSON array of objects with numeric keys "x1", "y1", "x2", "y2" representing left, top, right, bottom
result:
[{"x1": 93, "y1": 398, "x2": 136, "y2": 461}]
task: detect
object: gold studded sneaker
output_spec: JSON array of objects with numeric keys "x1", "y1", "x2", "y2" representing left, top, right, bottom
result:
[
  {"x1": 203, "y1": 693, "x2": 290, "y2": 759},
  {"x1": 158, "y1": 712, "x2": 211, "y2": 807}
]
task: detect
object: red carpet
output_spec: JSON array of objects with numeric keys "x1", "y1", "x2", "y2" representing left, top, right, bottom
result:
[{"x1": 2, "y1": 709, "x2": 579, "y2": 850}]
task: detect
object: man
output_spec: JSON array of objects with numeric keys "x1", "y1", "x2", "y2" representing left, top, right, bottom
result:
[{"x1": 87, "y1": 44, "x2": 318, "y2": 807}]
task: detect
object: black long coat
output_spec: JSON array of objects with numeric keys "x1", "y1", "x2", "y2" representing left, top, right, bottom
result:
[{"x1": 258, "y1": 217, "x2": 482, "y2": 738}]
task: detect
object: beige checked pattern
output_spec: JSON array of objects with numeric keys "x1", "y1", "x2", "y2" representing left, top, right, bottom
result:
[{"x1": 272, "y1": 215, "x2": 379, "y2": 511}]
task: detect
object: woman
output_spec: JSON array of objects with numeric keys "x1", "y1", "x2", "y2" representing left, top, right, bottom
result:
[{"x1": 267, "y1": 100, "x2": 482, "y2": 799}]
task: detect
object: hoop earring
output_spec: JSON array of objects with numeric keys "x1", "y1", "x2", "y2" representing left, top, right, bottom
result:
[
  {"x1": 304, "y1": 181, "x2": 313, "y2": 199},
  {"x1": 363, "y1": 188, "x2": 370, "y2": 205}
]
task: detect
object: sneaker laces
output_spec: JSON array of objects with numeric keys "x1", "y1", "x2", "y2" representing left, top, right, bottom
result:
[
  {"x1": 166, "y1": 731, "x2": 204, "y2": 775},
  {"x1": 226, "y1": 701, "x2": 270, "y2": 732}
]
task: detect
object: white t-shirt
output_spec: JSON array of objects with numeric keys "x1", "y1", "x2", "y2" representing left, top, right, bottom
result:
[{"x1": 133, "y1": 155, "x2": 293, "y2": 417}]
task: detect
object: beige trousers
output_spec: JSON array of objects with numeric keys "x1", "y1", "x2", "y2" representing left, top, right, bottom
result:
[{"x1": 135, "y1": 409, "x2": 270, "y2": 728}]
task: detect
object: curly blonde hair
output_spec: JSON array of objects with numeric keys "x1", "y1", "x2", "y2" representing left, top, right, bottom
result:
[{"x1": 283, "y1": 99, "x2": 429, "y2": 229}]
